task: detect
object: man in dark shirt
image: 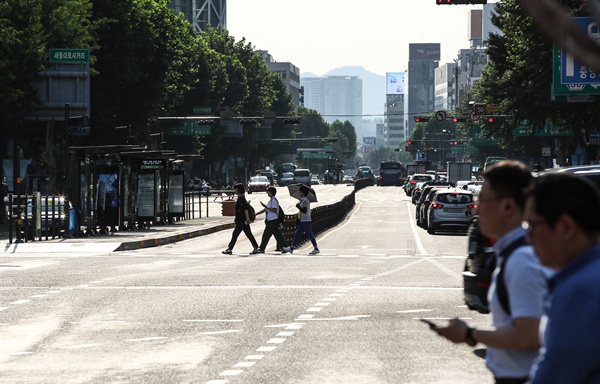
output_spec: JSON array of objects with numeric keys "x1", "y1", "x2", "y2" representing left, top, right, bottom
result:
[{"x1": 222, "y1": 183, "x2": 259, "y2": 256}]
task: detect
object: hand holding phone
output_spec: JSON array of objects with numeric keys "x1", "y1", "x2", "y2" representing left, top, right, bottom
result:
[
  {"x1": 419, "y1": 318, "x2": 438, "y2": 329},
  {"x1": 260, "y1": 202, "x2": 266, "y2": 207}
]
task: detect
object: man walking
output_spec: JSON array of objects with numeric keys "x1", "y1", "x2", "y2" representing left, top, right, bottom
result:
[
  {"x1": 222, "y1": 183, "x2": 259, "y2": 256},
  {"x1": 433, "y1": 160, "x2": 550, "y2": 384},
  {"x1": 256, "y1": 186, "x2": 289, "y2": 253},
  {"x1": 524, "y1": 173, "x2": 600, "y2": 383}
]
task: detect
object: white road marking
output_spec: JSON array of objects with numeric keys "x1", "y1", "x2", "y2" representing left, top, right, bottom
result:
[
  {"x1": 3, "y1": 352, "x2": 32, "y2": 356},
  {"x1": 206, "y1": 380, "x2": 229, "y2": 384},
  {"x1": 397, "y1": 309, "x2": 433, "y2": 313},
  {"x1": 58, "y1": 344, "x2": 102, "y2": 349},
  {"x1": 184, "y1": 319, "x2": 243, "y2": 322},
  {"x1": 245, "y1": 355, "x2": 264, "y2": 360},
  {"x1": 70, "y1": 321, "x2": 126, "y2": 324},
  {"x1": 264, "y1": 322, "x2": 305, "y2": 328},
  {"x1": 267, "y1": 338, "x2": 286, "y2": 344},
  {"x1": 0, "y1": 307, "x2": 9, "y2": 311},
  {"x1": 322, "y1": 297, "x2": 337, "y2": 302},
  {"x1": 306, "y1": 307, "x2": 322, "y2": 312},
  {"x1": 46, "y1": 290, "x2": 61, "y2": 294},
  {"x1": 285, "y1": 324, "x2": 304, "y2": 330},
  {"x1": 30, "y1": 295, "x2": 48, "y2": 298},
  {"x1": 276, "y1": 332, "x2": 294, "y2": 337},
  {"x1": 219, "y1": 370, "x2": 243, "y2": 376},
  {"x1": 296, "y1": 314, "x2": 314, "y2": 320},
  {"x1": 9, "y1": 300, "x2": 30, "y2": 305},
  {"x1": 407, "y1": 201, "x2": 428, "y2": 255},
  {"x1": 198, "y1": 330, "x2": 242, "y2": 336},
  {"x1": 233, "y1": 361, "x2": 256, "y2": 368},
  {"x1": 256, "y1": 346, "x2": 276, "y2": 352},
  {"x1": 306, "y1": 315, "x2": 371, "y2": 321},
  {"x1": 124, "y1": 337, "x2": 167, "y2": 342},
  {"x1": 314, "y1": 302, "x2": 330, "y2": 306}
]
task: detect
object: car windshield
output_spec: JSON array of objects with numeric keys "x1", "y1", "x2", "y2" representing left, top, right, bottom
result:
[
  {"x1": 436, "y1": 193, "x2": 473, "y2": 204},
  {"x1": 250, "y1": 176, "x2": 268, "y2": 183}
]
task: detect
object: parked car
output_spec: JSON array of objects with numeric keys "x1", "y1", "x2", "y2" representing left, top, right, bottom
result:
[
  {"x1": 417, "y1": 184, "x2": 452, "y2": 228},
  {"x1": 256, "y1": 170, "x2": 276, "y2": 185},
  {"x1": 406, "y1": 174, "x2": 434, "y2": 196},
  {"x1": 426, "y1": 189, "x2": 476, "y2": 234},
  {"x1": 355, "y1": 166, "x2": 375, "y2": 185},
  {"x1": 293, "y1": 169, "x2": 312, "y2": 185},
  {"x1": 247, "y1": 176, "x2": 270, "y2": 194},
  {"x1": 310, "y1": 176, "x2": 322, "y2": 185},
  {"x1": 463, "y1": 218, "x2": 496, "y2": 314},
  {"x1": 278, "y1": 172, "x2": 295, "y2": 186},
  {"x1": 188, "y1": 178, "x2": 211, "y2": 195}
]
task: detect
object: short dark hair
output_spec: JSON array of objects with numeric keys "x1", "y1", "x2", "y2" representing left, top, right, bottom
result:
[
  {"x1": 234, "y1": 183, "x2": 245, "y2": 194},
  {"x1": 483, "y1": 160, "x2": 532, "y2": 209},
  {"x1": 267, "y1": 186, "x2": 277, "y2": 195},
  {"x1": 527, "y1": 173, "x2": 600, "y2": 234},
  {"x1": 299, "y1": 185, "x2": 309, "y2": 195}
]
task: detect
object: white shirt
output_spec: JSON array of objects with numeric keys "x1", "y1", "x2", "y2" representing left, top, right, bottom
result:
[{"x1": 266, "y1": 197, "x2": 279, "y2": 221}]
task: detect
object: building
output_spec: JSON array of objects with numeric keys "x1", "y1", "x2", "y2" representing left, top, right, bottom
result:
[
  {"x1": 167, "y1": 0, "x2": 226, "y2": 33},
  {"x1": 257, "y1": 51, "x2": 301, "y2": 107},
  {"x1": 434, "y1": 63, "x2": 456, "y2": 111},
  {"x1": 384, "y1": 94, "x2": 405, "y2": 148},
  {"x1": 404, "y1": 43, "x2": 441, "y2": 138},
  {"x1": 300, "y1": 75, "x2": 363, "y2": 133}
]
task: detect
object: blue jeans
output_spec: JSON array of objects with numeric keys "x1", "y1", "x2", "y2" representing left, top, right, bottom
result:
[{"x1": 291, "y1": 221, "x2": 317, "y2": 248}]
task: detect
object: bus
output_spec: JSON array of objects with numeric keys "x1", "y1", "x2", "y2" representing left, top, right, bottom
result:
[{"x1": 377, "y1": 161, "x2": 407, "y2": 186}]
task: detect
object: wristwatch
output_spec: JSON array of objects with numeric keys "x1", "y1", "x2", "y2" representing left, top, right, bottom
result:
[{"x1": 465, "y1": 326, "x2": 478, "y2": 347}]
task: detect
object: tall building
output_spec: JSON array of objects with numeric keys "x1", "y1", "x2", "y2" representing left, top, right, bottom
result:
[
  {"x1": 434, "y1": 63, "x2": 456, "y2": 111},
  {"x1": 300, "y1": 76, "x2": 363, "y2": 133},
  {"x1": 167, "y1": 0, "x2": 226, "y2": 33},
  {"x1": 257, "y1": 51, "x2": 301, "y2": 107},
  {"x1": 384, "y1": 72, "x2": 405, "y2": 148},
  {"x1": 404, "y1": 43, "x2": 440, "y2": 138}
]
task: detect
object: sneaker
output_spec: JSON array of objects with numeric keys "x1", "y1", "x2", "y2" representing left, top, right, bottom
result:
[
  {"x1": 222, "y1": 249, "x2": 232, "y2": 255},
  {"x1": 309, "y1": 248, "x2": 320, "y2": 255},
  {"x1": 249, "y1": 248, "x2": 260, "y2": 255},
  {"x1": 282, "y1": 247, "x2": 293, "y2": 254}
]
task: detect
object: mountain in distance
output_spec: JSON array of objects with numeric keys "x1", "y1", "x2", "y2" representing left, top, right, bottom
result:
[{"x1": 300, "y1": 66, "x2": 386, "y2": 118}]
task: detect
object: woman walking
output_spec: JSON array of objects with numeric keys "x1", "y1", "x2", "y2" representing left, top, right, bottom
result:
[
  {"x1": 222, "y1": 183, "x2": 260, "y2": 256},
  {"x1": 256, "y1": 187, "x2": 289, "y2": 253},
  {"x1": 284, "y1": 185, "x2": 320, "y2": 255}
]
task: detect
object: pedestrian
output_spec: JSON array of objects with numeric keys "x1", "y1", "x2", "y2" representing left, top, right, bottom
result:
[
  {"x1": 256, "y1": 186, "x2": 289, "y2": 253},
  {"x1": 213, "y1": 178, "x2": 223, "y2": 201},
  {"x1": 283, "y1": 185, "x2": 319, "y2": 255},
  {"x1": 222, "y1": 183, "x2": 260, "y2": 256},
  {"x1": 431, "y1": 160, "x2": 551, "y2": 384},
  {"x1": 524, "y1": 173, "x2": 600, "y2": 384}
]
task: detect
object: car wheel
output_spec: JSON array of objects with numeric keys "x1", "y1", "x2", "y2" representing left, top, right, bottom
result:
[{"x1": 427, "y1": 225, "x2": 435, "y2": 234}]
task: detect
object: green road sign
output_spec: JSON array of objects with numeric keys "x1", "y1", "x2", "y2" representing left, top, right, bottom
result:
[
  {"x1": 472, "y1": 124, "x2": 498, "y2": 146},
  {"x1": 49, "y1": 48, "x2": 89, "y2": 63},
  {"x1": 512, "y1": 121, "x2": 574, "y2": 137},
  {"x1": 301, "y1": 151, "x2": 329, "y2": 159},
  {"x1": 552, "y1": 45, "x2": 600, "y2": 96},
  {"x1": 168, "y1": 121, "x2": 212, "y2": 136},
  {"x1": 193, "y1": 106, "x2": 211, "y2": 115}
]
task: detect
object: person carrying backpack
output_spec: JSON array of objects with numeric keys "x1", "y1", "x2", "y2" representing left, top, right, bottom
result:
[
  {"x1": 256, "y1": 187, "x2": 289, "y2": 253},
  {"x1": 432, "y1": 160, "x2": 552, "y2": 384},
  {"x1": 222, "y1": 183, "x2": 259, "y2": 256}
]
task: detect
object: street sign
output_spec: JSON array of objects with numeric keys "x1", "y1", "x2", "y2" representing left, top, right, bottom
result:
[
  {"x1": 513, "y1": 121, "x2": 574, "y2": 137},
  {"x1": 68, "y1": 126, "x2": 90, "y2": 135},
  {"x1": 541, "y1": 147, "x2": 551, "y2": 157},
  {"x1": 560, "y1": 18, "x2": 600, "y2": 85},
  {"x1": 193, "y1": 106, "x2": 211, "y2": 115},
  {"x1": 590, "y1": 131, "x2": 600, "y2": 145},
  {"x1": 552, "y1": 45, "x2": 600, "y2": 96},
  {"x1": 49, "y1": 48, "x2": 90, "y2": 63},
  {"x1": 168, "y1": 123, "x2": 212, "y2": 136},
  {"x1": 473, "y1": 104, "x2": 487, "y2": 114},
  {"x1": 435, "y1": 110, "x2": 447, "y2": 121},
  {"x1": 469, "y1": 111, "x2": 480, "y2": 121},
  {"x1": 301, "y1": 151, "x2": 329, "y2": 159}
]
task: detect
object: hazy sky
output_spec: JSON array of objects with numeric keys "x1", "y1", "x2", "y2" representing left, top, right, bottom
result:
[{"x1": 227, "y1": 0, "x2": 487, "y2": 76}]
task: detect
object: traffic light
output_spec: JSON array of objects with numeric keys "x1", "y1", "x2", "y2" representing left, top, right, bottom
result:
[
  {"x1": 436, "y1": 0, "x2": 487, "y2": 4},
  {"x1": 414, "y1": 116, "x2": 431, "y2": 123},
  {"x1": 452, "y1": 117, "x2": 467, "y2": 123},
  {"x1": 487, "y1": 117, "x2": 494, "y2": 123},
  {"x1": 405, "y1": 140, "x2": 413, "y2": 151}
]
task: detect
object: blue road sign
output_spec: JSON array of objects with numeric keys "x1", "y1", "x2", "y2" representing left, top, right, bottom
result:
[{"x1": 560, "y1": 17, "x2": 600, "y2": 85}]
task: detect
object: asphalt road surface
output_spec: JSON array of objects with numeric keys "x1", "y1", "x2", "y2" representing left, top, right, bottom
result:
[{"x1": 0, "y1": 185, "x2": 494, "y2": 383}]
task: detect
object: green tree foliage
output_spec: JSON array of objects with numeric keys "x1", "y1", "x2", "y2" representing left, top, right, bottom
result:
[
  {"x1": 91, "y1": 0, "x2": 200, "y2": 142},
  {"x1": 475, "y1": 0, "x2": 600, "y2": 159},
  {"x1": 329, "y1": 120, "x2": 357, "y2": 160}
]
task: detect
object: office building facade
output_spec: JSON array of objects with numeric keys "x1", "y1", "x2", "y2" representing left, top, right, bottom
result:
[
  {"x1": 257, "y1": 51, "x2": 302, "y2": 107},
  {"x1": 167, "y1": 0, "x2": 226, "y2": 33}
]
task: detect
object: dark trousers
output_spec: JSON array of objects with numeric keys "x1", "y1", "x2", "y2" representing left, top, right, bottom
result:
[
  {"x1": 291, "y1": 221, "x2": 317, "y2": 248},
  {"x1": 494, "y1": 377, "x2": 528, "y2": 384},
  {"x1": 259, "y1": 219, "x2": 287, "y2": 251},
  {"x1": 228, "y1": 222, "x2": 258, "y2": 250}
]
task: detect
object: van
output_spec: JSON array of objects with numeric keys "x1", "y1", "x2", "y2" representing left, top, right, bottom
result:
[{"x1": 293, "y1": 169, "x2": 311, "y2": 185}]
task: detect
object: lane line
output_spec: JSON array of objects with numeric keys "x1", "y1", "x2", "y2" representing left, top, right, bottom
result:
[
  {"x1": 198, "y1": 330, "x2": 242, "y2": 336},
  {"x1": 407, "y1": 201, "x2": 428, "y2": 255}
]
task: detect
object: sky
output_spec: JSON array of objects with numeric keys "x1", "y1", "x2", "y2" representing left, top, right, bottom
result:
[{"x1": 226, "y1": 0, "x2": 487, "y2": 77}]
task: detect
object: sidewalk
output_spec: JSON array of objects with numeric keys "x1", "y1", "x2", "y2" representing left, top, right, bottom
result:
[{"x1": 0, "y1": 216, "x2": 235, "y2": 253}]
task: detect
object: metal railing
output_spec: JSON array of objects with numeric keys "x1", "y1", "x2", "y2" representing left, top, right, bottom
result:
[{"x1": 5, "y1": 193, "x2": 70, "y2": 243}]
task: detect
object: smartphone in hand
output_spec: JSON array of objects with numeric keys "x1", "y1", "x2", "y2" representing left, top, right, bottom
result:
[{"x1": 419, "y1": 318, "x2": 438, "y2": 329}]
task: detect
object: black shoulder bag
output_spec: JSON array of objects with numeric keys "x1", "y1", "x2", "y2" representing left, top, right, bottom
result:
[{"x1": 496, "y1": 237, "x2": 528, "y2": 316}]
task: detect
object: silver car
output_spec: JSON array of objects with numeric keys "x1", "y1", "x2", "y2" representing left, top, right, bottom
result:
[{"x1": 426, "y1": 189, "x2": 475, "y2": 234}]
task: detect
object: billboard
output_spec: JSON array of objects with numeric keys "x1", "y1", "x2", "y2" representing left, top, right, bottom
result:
[
  {"x1": 386, "y1": 72, "x2": 405, "y2": 95},
  {"x1": 409, "y1": 43, "x2": 441, "y2": 61}
]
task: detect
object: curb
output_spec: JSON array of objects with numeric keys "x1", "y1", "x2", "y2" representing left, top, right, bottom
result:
[{"x1": 114, "y1": 223, "x2": 236, "y2": 252}]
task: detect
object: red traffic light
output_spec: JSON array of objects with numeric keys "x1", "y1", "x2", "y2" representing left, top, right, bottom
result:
[
  {"x1": 407, "y1": 141, "x2": 413, "y2": 145},
  {"x1": 453, "y1": 141, "x2": 459, "y2": 145},
  {"x1": 452, "y1": 117, "x2": 458, "y2": 123},
  {"x1": 414, "y1": 117, "x2": 421, "y2": 123},
  {"x1": 487, "y1": 117, "x2": 494, "y2": 123}
]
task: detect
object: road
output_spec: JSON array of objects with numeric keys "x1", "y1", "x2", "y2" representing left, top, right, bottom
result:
[{"x1": 0, "y1": 185, "x2": 493, "y2": 383}]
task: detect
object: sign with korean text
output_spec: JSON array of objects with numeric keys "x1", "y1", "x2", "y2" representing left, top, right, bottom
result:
[
  {"x1": 552, "y1": 45, "x2": 600, "y2": 96},
  {"x1": 49, "y1": 48, "x2": 90, "y2": 63},
  {"x1": 560, "y1": 18, "x2": 600, "y2": 85}
]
